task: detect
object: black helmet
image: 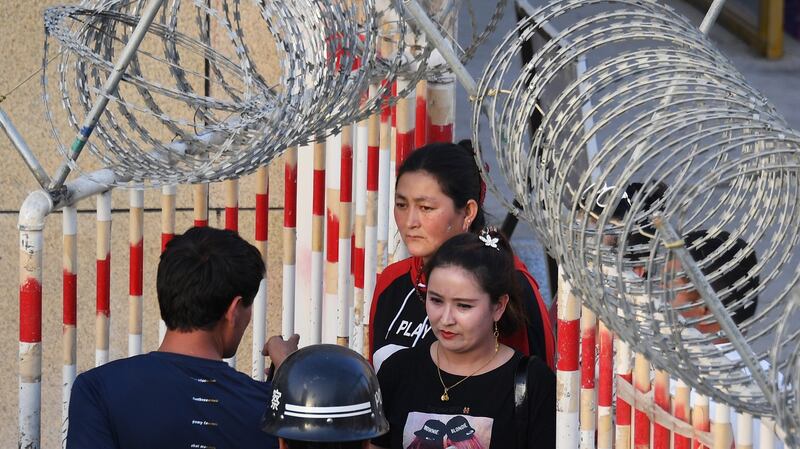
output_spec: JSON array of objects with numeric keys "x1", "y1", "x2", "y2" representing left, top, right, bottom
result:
[{"x1": 261, "y1": 344, "x2": 389, "y2": 442}]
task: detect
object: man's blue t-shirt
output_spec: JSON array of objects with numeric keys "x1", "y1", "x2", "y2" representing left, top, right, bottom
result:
[{"x1": 66, "y1": 351, "x2": 278, "y2": 449}]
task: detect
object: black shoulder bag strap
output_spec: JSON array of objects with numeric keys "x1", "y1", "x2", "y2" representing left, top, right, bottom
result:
[{"x1": 514, "y1": 355, "x2": 533, "y2": 449}]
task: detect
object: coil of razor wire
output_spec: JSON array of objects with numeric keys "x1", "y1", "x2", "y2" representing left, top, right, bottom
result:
[
  {"x1": 41, "y1": 0, "x2": 502, "y2": 186},
  {"x1": 772, "y1": 279, "x2": 800, "y2": 447},
  {"x1": 472, "y1": 0, "x2": 800, "y2": 417}
]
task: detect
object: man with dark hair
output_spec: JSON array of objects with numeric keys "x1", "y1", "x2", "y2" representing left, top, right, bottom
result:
[
  {"x1": 667, "y1": 229, "x2": 759, "y2": 334},
  {"x1": 67, "y1": 227, "x2": 297, "y2": 449}
]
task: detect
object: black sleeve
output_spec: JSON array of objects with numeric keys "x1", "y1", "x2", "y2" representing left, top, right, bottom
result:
[
  {"x1": 527, "y1": 357, "x2": 556, "y2": 449},
  {"x1": 516, "y1": 271, "x2": 548, "y2": 361},
  {"x1": 372, "y1": 353, "x2": 401, "y2": 448}
]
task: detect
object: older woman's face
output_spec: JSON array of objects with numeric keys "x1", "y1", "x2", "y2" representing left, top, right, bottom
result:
[{"x1": 394, "y1": 171, "x2": 468, "y2": 261}]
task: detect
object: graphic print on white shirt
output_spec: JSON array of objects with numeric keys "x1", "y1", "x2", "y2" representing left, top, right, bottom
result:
[{"x1": 403, "y1": 411, "x2": 492, "y2": 449}]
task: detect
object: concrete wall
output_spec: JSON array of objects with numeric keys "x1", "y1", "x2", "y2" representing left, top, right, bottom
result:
[{"x1": 1, "y1": 2, "x2": 286, "y2": 447}]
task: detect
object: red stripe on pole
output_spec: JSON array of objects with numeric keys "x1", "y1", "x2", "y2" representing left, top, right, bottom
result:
[
  {"x1": 675, "y1": 435, "x2": 690, "y2": 449},
  {"x1": 380, "y1": 79, "x2": 391, "y2": 122},
  {"x1": 617, "y1": 372, "x2": 633, "y2": 425},
  {"x1": 312, "y1": 170, "x2": 325, "y2": 216},
  {"x1": 416, "y1": 96, "x2": 427, "y2": 147},
  {"x1": 63, "y1": 271, "x2": 77, "y2": 326},
  {"x1": 354, "y1": 246, "x2": 365, "y2": 288},
  {"x1": 225, "y1": 207, "x2": 238, "y2": 233},
  {"x1": 256, "y1": 193, "x2": 269, "y2": 241},
  {"x1": 635, "y1": 409, "x2": 650, "y2": 448},
  {"x1": 327, "y1": 214, "x2": 339, "y2": 261},
  {"x1": 391, "y1": 82, "x2": 397, "y2": 127},
  {"x1": 381, "y1": 102, "x2": 390, "y2": 122},
  {"x1": 285, "y1": 160, "x2": 298, "y2": 228},
  {"x1": 367, "y1": 145, "x2": 379, "y2": 191},
  {"x1": 598, "y1": 329, "x2": 613, "y2": 406},
  {"x1": 194, "y1": 220, "x2": 208, "y2": 228},
  {"x1": 674, "y1": 429, "x2": 690, "y2": 448},
  {"x1": 96, "y1": 256, "x2": 111, "y2": 317},
  {"x1": 161, "y1": 233, "x2": 174, "y2": 252},
  {"x1": 581, "y1": 325, "x2": 596, "y2": 389},
  {"x1": 654, "y1": 387, "x2": 670, "y2": 449},
  {"x1": 396, "y1": 132, "x2": 415, "y2": 173},
  {"x1": 341, "y1": 144, "x2": 353, "y2": 202},
  {"x1": 428, "y1": 124, "x2": 454, "y2": 143},
  {"x1": 20, "y1": 277, "x2": 42, "y2": 342},
  {"x1": 557, "y1": 319, "x2": 580, "y2": 371},
  {"x1": 129, "y1": 240, "x2": 143, "y2": 296}
]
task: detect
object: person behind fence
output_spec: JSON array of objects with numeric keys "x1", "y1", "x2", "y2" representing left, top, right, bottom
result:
[
  {"x1": 66, "y1": 226, "x2": 298, "y2": 449},
  {"x1": 663, "y1": 230, "x2": 780, "y2": 446},
  {"x1": 262, "y1": 344, "x2": 389, "y2": 449},
  {"x1": 371, "y1": 229, "x2": 556, "y2": 449},
  {"x1": 369, "y1": 140, "x2": 554, "y2": 372},
  {"x1": 665, "y1": 229, "x2": 759, "y2": 338}
]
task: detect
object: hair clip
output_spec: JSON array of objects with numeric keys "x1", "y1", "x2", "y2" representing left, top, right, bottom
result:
[{"x1": 479, "y1": 228, "x2": 500, "y2": 250}]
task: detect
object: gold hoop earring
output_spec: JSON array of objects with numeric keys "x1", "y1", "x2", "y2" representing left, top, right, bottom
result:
[{"x1": 493, "y1": 321, "x2": 499, "y2": 351}]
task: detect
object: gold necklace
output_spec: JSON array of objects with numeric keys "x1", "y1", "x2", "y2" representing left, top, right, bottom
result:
[{"x1": 435, "y1": 342, "x2": 498, "y2": 402}]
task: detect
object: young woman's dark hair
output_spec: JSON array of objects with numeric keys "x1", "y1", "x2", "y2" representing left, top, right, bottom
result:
[
  {"x1": 422, "y1": 229, "x2": 526, "y2": 336},
  {"x1": 396, "y1": 139, "x2": 486, "y2": 233},
  {"x1": 157, "y1": 226, "x2": 265, "y2": 331}
]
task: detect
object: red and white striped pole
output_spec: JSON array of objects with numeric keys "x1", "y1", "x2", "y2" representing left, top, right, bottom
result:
[
  {"x1": 159, "y1": 185, "x2": 176, "y2": 343},
  {"x1": 415, "y1": 79, "x2": 428, "y2": 147},
  {"x1": 387, "y1": 81, "x2": 401, "y2": 264},
  {"x1": 597, "y1": 321, "x2": 614, "y2": 449},
  {"x1": 194, "y1": 183, "x2": 209, "y2": 228},
  {"x1": 675, "y1": 380, "x2": 692, "y2": 449},
  {"x1": 712, "y1": 403, "x2": 733, "y2": 449},
  {"x1": 161, "y1": 185, "x2": 176, "y2": 250},
  {"x1": 224, "y1": 179, "x2": 239, "y2": 367},
  {"x1": 310, "y1": 141, "x2": 326, "y2": 344},
  {"x1": 96, "y1": 191, "x2": 112, "y2": 367},
  {"x1": 62, "y1": 205, "x2": 78, "y2": 444},
  {"x1": 338, "y1": 126, "x2": 354, "y2": 347},
  {"x1": 580, "y1": 306, "x2": 597, "y2": 449},
  {"x1": 252, "y1": 166, "x2": 269, "y2": 380},
  {"x1": 426, "y1": 78, "x2": 455, "y2": 143},
  {"x1": 20, "y1": 213, "x2": 44, "y2": 449},
  {"x1": 556, "y1": 269, "x2": 580, "y2": 449},
  {"x1": 376, "y1": 85, "x2": 392, "y2": 272},
  {"x1": 363, "y1": 90, "x2": 381, "y2": 356},
  {"x1": 353, "y1": 110, "x2": 370, "y2": 353},
  {"x1": 759, "y1": 418, "x2": 775, "y2": 449},
  {"x1": 736, "y1": 413, "x2": 753, "y2": 449},
  {"x1": 225, "y1": 179, "x2": 239, "y2": 233},
  {"x1": 615, "y1": 339, "x2": 633, "y2": 449},
  {"x1": 693, "y1": 395, "x2": 711, "y2": 449},
  {"x1": 282, "y1": 148, "x2": 298, "y2": 337},
  {"x1": 392, "y1": 76, "x2": 414, "y2": 263},
  {"x1": 633, "y1": 354, "x2": 651, "y2": 449},
  {"x1": 129, "y1": 189, "x2": 144, "y2": 356},
  {"x1": 653, "y1": 370, "x2": 671, "y2": 449},
  {"x1": 325, "y1": 132, "x2": 342, "y2": 344}
]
